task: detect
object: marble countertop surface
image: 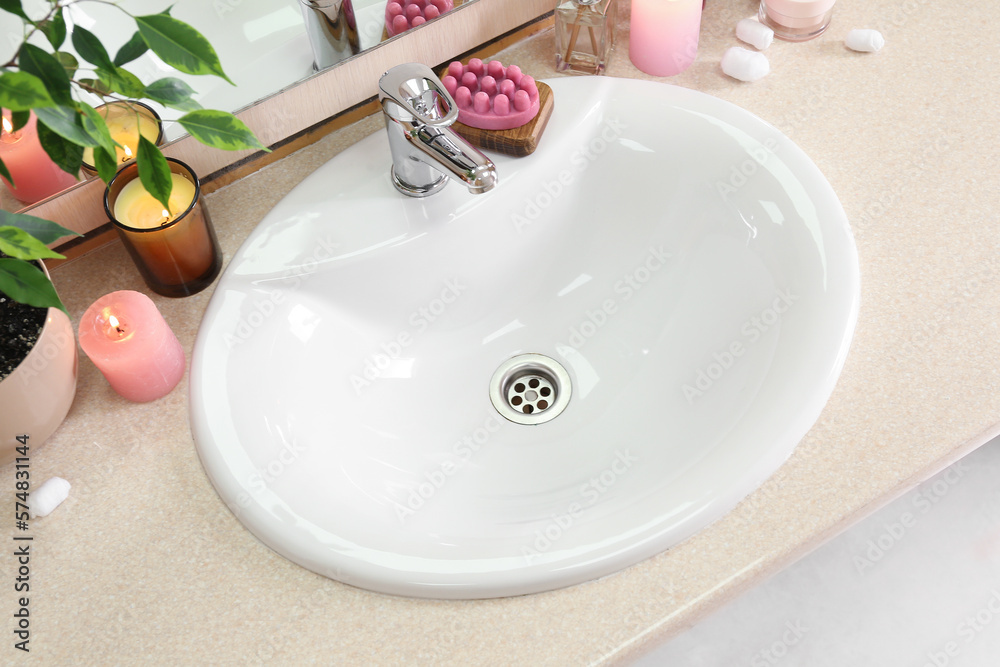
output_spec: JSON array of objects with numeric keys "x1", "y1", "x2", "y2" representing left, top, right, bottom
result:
[{"x1": 9, "y1": 0, "x2": 1000, "y2": 663}]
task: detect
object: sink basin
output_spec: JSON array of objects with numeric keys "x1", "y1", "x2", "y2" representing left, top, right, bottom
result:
[{"x1": 190, "y1": 76, "x2": 859, "y2": 599}]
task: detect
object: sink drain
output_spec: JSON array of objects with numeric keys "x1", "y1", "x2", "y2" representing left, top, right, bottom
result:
[{"x1": 489, "y1": 354, "x2": 571, "y2": 425}]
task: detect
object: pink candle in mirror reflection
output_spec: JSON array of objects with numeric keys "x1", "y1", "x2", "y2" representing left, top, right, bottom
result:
[
  {"x1": 629, "y1": 0, "x2": 703, "y2": 77},
  {"x1": 78, "y1": 291, "x2": 185, "y2": 403},
  {"x1": 0, "y1": 112, "x2": 78, "y2": 204}
]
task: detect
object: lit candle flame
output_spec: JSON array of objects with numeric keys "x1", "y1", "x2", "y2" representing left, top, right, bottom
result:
[
  {"x1": 122, "y1": 144, "x2": 133, "y2": 161},
  {"x1": 1, "y1": 117, "x2": 11, "y2": 135},
  {"x1": 161, "y1": 209, "x2": 171, "y2": 221},
  {"x1": 108, "y1": 314, "x2": 125, "y2": 336}
]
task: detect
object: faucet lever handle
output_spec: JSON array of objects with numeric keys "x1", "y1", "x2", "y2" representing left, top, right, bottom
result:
[{"x1": 378, "y1": 63, "x2": 459, "y2": 127}]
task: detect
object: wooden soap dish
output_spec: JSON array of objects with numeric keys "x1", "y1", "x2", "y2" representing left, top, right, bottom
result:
[{"x1": 451, "y1": 81, "x2": 554, "y2": 158}]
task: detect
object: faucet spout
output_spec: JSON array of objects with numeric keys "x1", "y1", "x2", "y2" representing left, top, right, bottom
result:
[
  {"x1": 379, "y1": 63, "x2": 498, "y2": 197},
  {"x1": 408, "y1": 125, "x2": 498, "y2": 194}
]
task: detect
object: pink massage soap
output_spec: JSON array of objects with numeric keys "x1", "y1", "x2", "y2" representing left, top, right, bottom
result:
[
  {"x1": 385, "y1": 0, "x2": 453, "y2": 37},
  {"x1": 442, "y1": 59, "x2": 540, "y2": 131}
]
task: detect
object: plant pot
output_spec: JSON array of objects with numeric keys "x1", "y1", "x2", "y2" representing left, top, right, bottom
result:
[{"x1": 0, "y1": 273, "x2": 78, "y2": 466}]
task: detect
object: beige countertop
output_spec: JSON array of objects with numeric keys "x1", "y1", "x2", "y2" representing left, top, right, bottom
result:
[{"x1": 7, "y1": 0, "x2": 1000, "y2": 663}]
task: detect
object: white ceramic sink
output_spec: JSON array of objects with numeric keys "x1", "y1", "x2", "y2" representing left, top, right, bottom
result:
[{"x1": 190, "y1": 76, "x2": 859, "y2": 599}]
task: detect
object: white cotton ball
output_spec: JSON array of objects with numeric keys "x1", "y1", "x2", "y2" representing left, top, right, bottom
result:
[
  {"x1": 29, "y1": 477, "x2": 71, "y2": 518},
  {"x1": 736, "y1": 18, "x2": 774, "y2": 51},
  {"x1": 845, "y1": 29, "x2": 885, "y2": 52},
  {"x1": 721, "y1": 47, "x2": 770, "y2": 83}
]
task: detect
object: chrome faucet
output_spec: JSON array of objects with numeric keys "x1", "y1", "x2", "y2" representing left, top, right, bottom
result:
[
  {"x1": 378, "y1": 63, "x2": 498, "y2": 197},
  {"x1": 298, "y1": 0, "x2": 360, "y2": 72}
]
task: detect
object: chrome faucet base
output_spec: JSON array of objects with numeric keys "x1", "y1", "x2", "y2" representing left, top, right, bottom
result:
[
  {"x1": 391, "y1": 167, "x2": 448, "y2": 198},
  {"x1": 299, "y1": 0, "x2": 360, "y2": 72}
]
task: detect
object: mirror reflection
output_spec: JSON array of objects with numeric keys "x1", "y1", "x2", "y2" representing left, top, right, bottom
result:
[{"x1": 0, "y1": 0, "x2": 472, "y2": 214}]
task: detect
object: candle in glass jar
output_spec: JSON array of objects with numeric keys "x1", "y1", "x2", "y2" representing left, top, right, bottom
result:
[
  {"x1": 0, "y1": 112, "x2": 78, "y2": 203},
  {"x1": 78, "y1": 290, "x2": 185, "y2": 402},
  {"x1": 758, "y1": 0, "x2": 836, "y2": 41},
  {"x1": 629, "y1": 0, "x2": 703, "y2": 77},
  {"x1": 81, "y1": 102, "x2": 163, "y2": 173},
  {"x1": 114, "y1": 173, "x2": 197, "y2": 228},
  {"x1": 104, "y1": 159, "x2": 222, "y2": 298},
  {"x1": 113, "y1": 173, "x2": 213, "y2": 284}
]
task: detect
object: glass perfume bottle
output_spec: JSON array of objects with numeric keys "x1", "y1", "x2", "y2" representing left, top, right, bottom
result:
[{"x1": 555, "y1": 0, "x2": 616, "y2": 75}]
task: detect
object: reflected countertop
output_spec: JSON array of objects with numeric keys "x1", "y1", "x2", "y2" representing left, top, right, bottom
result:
[{"x1": 18, "y1": 1, "x2": 1000, "y2": 663}]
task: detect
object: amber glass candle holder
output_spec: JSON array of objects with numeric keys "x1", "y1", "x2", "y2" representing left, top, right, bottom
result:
[
  {"x1": 104, "y1": 159, "x2": 222, "y2": 297},
  {"x1": 82, "y1": 101, "x2": 164, "y2": 176}
]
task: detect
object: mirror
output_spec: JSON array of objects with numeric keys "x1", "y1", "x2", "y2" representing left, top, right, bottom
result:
[{"x1": 0, "y1": 0, "x2": 475, "y2": 214}]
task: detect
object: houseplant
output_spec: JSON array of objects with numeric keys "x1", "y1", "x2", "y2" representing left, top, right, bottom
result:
[
  {"x1": 0, "y1": 1, "x2": 268, "y2": 462},
  {"x1": 0, "y1": 213, "x2": 78, "y2": 465}
]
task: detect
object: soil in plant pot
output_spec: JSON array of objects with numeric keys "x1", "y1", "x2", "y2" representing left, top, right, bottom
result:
[{"x1": 0, "y1": 296, "x2": 46, "y2": 381}]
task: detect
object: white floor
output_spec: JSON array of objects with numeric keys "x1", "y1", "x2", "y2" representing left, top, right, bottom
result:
[{"x1": 633, "y1": 436, "x2": 1000, "y2": 667}]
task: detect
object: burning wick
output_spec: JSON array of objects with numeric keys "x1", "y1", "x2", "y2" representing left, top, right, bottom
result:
[
  {"x1": 108, "y1": 314, "x2": 125, "y2": 336},
  {"x1": 2, "y1": 117, "x2": 11, "y2": 135},
  {"x1": 121, "y1": 144, "x2": 133, "y2": 163}
]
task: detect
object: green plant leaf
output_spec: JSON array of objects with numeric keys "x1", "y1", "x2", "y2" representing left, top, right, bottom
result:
[
  {"x1": 135, "y1": 14, "x2": 234, "y2": 85},
  {"x1": 93, "y1": 146, "x2": 118, "y2": 183},
  {"x1": 114, "y1": 31, "x2": 149, "y2": 66},
  {"x1": 10, "y1": 109, "x2": 29, "y2": 132},
  {"x1": 0, "y1": 258, "x2": 66, "y2": 313},
  {"x1": 98, "y1": 66, "x2": 145, "y2": 97},
  {"x1": 178, "y1": 109, "x2": 268, "y2": 152},
  {"x1": 35, "y1": 120, "x2": 84, "y2": 177},
  {"x1": 144, "y1": 77, "x2": 201, "y2": 112},
  {"x1": 137, "y1": 135, "x2": 172, "y2": 211},
  {"x1": 0, "y1": 0, "x2": 29, "y2": 21},
  {"x1": 54, "y1": 51, "x2": 78, "y2": 80},
  {"x1": 96, "y1": 67, "x2": 145, "y2": 98},
  {"x1": 34, "y1": 105, "x2": 99, "y2": 147},
  {"x1": 0, "y1": 226, "x2": 63, "y2": 261},
  {"x1": 0, "y1": 72, "x2": 56, "y2": 111},
  {"x1": 80, "y1": 103, "x2": 117, "y2": 159},
  {"x1": 71, "y1": 24, "x2": 116, "y2": 71},
  {"x1": 77, "y1": 77, "x2": 111, "y2": 96},
  {"x1": 38, "y1": 7, "x2": 67, "y2": 50},
  {"x1": 18, "y1": 43, "x2": 73, "y2": 106},
  {"x1": 0, "y1": 210, "x2": 78, "y2": 245},
  {"x1": 0, "y1": 157, "x2": 11, "y2": 185}
]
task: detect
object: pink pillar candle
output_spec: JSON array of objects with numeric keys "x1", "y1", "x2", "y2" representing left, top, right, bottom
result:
[
  {"x1": 0, "y1": 111, "x2": 78, "y2": 204},
  {"x1": 78, "y1": 291, "x2": 185, "y2": 403},
  {"x1": 629, "y1": 0, "x2": 703, "y2": 77}
]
